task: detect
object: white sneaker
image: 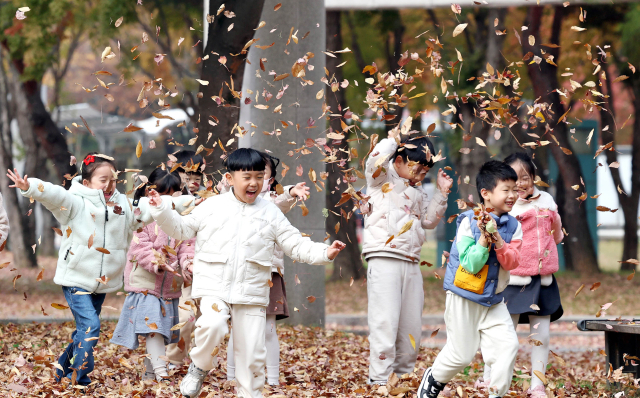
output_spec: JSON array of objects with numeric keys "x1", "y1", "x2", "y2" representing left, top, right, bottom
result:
[{"x1": 180, "y1": 363, "x2": 207, "y2": 398}]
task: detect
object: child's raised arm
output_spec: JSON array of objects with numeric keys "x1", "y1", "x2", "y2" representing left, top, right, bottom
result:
[
  {"x1": 0, "y1": 192, "x2": 9, "y2": 248},
  {"x1": 8, "y1": 169, "x2": 81, "y2": 224},
  {"x1": 273, "y1": 183, "x2": 309, "y2": 214},
  {"x1": 421, "y1": 169, "x2": 452, "y2": 229},
  {"x1": 148, "y1": 190, "x2": 202, "y2": 241},
  {"x1": 273, "y1": 210, "x2": 344, "y2": 264},
  {"x1": 132, "y1": 195, "x2": 196, "y2": 231},
  {"x1": 365, "y1": 137, "x2": 398, "y2": 188}
]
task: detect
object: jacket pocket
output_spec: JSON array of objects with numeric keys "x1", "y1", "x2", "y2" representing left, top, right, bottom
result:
[
  {"x1": 194, "y1": 252, "x2": 227, "y2": 284},
  {"x1": 129, "y1": 264, "x2": 157, "y2": 291},
  {"x1": 243, "y1": 259, "x2": 271, "y2": 298},
  {"x1": 67, "y1": 244, "x2": 86, "y2": 270}
]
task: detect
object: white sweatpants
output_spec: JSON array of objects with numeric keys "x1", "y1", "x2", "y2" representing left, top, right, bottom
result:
[
  {"x1": 166, "y1": 285, "x2": 198, "y2": 365},
  {"x1": 228, "y1": 314, "x2": 280, "y2": 384},
  {"x1": 431, "y1": 292, "x2": 519, "y2": 397},
  {"x1": 367, "y1": 257, "x2": 424, "y2": 382},
  {"x1": 484, "y1": 314, "x2": 550, "y2": 390},
  {"x1": 189, "y1": 296, "x2": 266, "y2": 398}
]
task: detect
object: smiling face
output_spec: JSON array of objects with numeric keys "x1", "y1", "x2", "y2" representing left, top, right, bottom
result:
[
  {"x1": 509, "y1": 160, "x2": 535, "y2": 199},
  {"x1": 262, "y1": 164, "x2": 274, "y2": 193},
  {"x1": 83, "y1": 163, "x2": 116, "y2": 200},
  {"x1": 187, "y1": 173, "x2": 202, "y2": 193},
  {"x1": 393, "y1": 156, "x2": 429, "y2": 186},
  {"x1": 481, "y1": 179, "x2": 518, "y2": 215},
  {"x1": 226, "y1": 170, "x2": 265, "y2": 203}
]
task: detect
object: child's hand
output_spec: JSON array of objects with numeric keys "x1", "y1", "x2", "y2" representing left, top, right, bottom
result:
[
  {"x1": 327, "y1": 240, "x2": 347, "y2": 260},
  {"x1": 148, "y1": 189, "x2": 162, "y2": 207},
  {"x1": 436, "y1": 168, "x2": 453, "y2": 195},
  {"x1": 290, "y1": 182, "x2": 310, "y2": 200},
  {"x1": 6, "y1": 169, "x2": 29, "y2": 191},
  {"x1": 182, "y1": 262, "x2": 193, "y2": 282},
  {"x1": 159, "y1": 262, "x2": 176, "y2": 273}
]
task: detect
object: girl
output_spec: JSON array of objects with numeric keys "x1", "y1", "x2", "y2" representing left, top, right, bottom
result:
[
  {"x1": 110, "y1": 168, "x2": 195, "y2": 381},
  {"x1": 225, "y1": 152, "x2": 310, "y2": 386},
  {"x1": 6, "y1": 153, "x2": 190, "y2": 386},
  {"x1": 479, "y1": 153, "x2": 564, "y2": 398}
]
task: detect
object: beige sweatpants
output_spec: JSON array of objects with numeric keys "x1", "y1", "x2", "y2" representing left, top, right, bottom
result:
[
  {"x1": 431, "y1": 291, "x2": 519, "y2": 397},
  {"x1": 190, "y1": 296, "x2": 266, "y2": 398},
  {"x1": 166, "y1": 285, "x2": 199, "y2": 365},
  {"x1": 367, "y1": 257, "x2": 425, "y2": 382}
]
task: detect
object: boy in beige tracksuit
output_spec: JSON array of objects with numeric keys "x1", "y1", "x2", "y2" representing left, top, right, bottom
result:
[
  {"x1": 364, "y1": 131, "x2": 452, "y2": 384},
  {"x1": 148, "y1": 148, "x2": 345, "y2": 398}
]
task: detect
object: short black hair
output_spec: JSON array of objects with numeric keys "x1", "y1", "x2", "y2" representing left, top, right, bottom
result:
[
  {"x1": 393, "y1": 135, "x2": 436, "y2": 168},
  {"x1": 133, "y1": 168, "x2": 181, "y2": 203},
  {"x1": 81, "y1": 152, "x2": 116, "y2": 181},
  {"x1": 224, "y1": 148, "x2": 266, "y2": 172},
  {"x1": 260, "y1": 152, "x2": 280, "y2": 191},
  {"x1": 173, "y1": 150, "x2": 204, "y2": 175},
  {"x1": 476, "y1": 160, "x2": 518, "y2": 203},
  {"x1": 504, "y1": 152, "x2": 536, "y2": 179}
]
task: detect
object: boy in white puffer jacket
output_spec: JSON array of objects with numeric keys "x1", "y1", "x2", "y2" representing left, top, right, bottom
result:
[
  {"x1": 147, "y1": 148, "x2": 346, "y2": 398},
  {"x1": 364, "y1": 131, "x2": 452, "y2": 385}
]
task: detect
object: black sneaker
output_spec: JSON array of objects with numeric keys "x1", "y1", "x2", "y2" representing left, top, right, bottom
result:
[{"x1": 417, "y1": 368, "x2": 446, "y2": 398}]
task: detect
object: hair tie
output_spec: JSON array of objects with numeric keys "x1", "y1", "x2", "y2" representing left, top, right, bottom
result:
[{"x1": 83, "y1": 155, "x2": 96, "y2": 166}]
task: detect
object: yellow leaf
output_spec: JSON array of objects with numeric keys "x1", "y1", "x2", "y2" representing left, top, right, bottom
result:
[
  {"x1": 51, "y1": 303, "x2": 69, "y2": 310},
  {"x1": 409, "y1": 334, "x2": 416, "y2": 350},
  {"x1": 397, "y1": 220, "x2": 414, "y2": 237},
  {"x1": 453, "y1": 23, "x2": 468, "y2": 37},
  {"x1": 136, "y1": 141, "x2": 142, "y2": 158},
  {"x1": 574, "y1": 283, "x2": 585, "y2": 298},
  {"x1": 385, "y1": 235, "x2": 395, "y2": 245},
  {"x1": 381, "y1": 182, "x2": 392, "y2": 193},
  {"x1": 170, "y1": 321, "x2": 187, "y2": 331},
  {"x1": 533, "y1": 370, "x2": 547, "y2": 385}
]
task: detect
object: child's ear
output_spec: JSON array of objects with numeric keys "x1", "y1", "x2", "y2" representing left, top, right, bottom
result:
[
  {"x1": 82, "y1": 179, "x2": 90, "y2": 187},
  {"x1": 480, "y1": 188, "x2": 490, "y2": 202},
  {"x1": 225, "y1": 172, "x2": 234, "y2": 186},
  {"x1": 394, "y1": 155, "x2": 404, "y2": 165}
]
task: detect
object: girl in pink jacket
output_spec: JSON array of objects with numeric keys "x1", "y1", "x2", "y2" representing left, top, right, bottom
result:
[
  {"x1": 481, "y1": 153, "x2": 564, "y2": 398},
  {"x1": 111, "y1": 168, "x2": 195, "y2": 381}
]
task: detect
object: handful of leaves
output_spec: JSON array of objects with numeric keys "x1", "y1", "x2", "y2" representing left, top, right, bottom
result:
[{"x1": 473, "y1": 203, "x2": 499, "y2": 244}]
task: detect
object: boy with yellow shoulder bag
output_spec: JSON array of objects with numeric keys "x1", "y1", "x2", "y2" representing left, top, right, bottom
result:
[{"x1": 418, "y1": 160, "x2": 523, "y2": 398}]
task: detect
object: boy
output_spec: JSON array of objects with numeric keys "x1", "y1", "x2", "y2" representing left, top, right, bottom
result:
[
  {"x1": 417, "y1": 160, "x2": 522, "y2": 398},
  {"x1": 364, "y1": 130, "x2": 452, "y2": 385},
  {"x1": 148, "y1": 148, "x2": 345, "y2": 398}
]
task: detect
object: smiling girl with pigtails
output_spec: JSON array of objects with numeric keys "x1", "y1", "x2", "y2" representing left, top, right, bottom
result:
[{"x1": 6, "y1": 153, "x2": 192, "y2": 387}]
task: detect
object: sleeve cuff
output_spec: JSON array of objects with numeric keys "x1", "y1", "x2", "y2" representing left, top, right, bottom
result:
[
  {"x1": 282, "y1": 185, "x2": 295, "y2": 200},
  {"x1": 432, "y1": 188, "x2": 448, "y2": 203}
]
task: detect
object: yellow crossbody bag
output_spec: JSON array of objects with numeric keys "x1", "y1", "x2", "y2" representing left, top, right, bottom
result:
[{"x1": 453, "y1": 264, "x2": 489, "y2": 294}]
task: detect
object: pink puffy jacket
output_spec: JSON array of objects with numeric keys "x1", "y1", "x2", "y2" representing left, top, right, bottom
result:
[
  {"x1": 509, "y1": 188, "x2": 564, "y2": 276},
  {"x1": 124, "y1": 221, "x2": 195, "y2": 299}
]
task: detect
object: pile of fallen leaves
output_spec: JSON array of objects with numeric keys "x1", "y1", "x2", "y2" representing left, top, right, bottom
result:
[{"x1": 0, "y1": 321, "x2": 636, "y2": 397}]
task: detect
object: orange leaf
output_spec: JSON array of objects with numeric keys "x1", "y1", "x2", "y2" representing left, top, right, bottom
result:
[
  {"x1": 51, "y1": 303, "x2": 69, "y2": 310},
  {"x1": 95, "y1": 247, "x2": 111, "y2": 254}
]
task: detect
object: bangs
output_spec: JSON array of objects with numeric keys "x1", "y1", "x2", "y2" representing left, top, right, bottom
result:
[{"x1": 225, "y1": 148, "x2": 266, "y2": 172}]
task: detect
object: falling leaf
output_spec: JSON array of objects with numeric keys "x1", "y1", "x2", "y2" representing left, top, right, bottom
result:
[
  {"x1": 51, "y1": 303, "x2": 69, "y2": 310},
  {"x1": 574, "y1": 284, "x2": 585, "y2": 298},
  {"x1": 430, "y1": 328, "x2": 440, "y2": 338},
  {"x1": 453, "y1": 23, "x2": 468, "y2": 37},
  {"x1": 530, "y1": 304, "x2": 540, "y2": 311},
  {"x1": 590, "y1": 282, "x2": 601, "y2": 291},
  {"x1": 115, "y1": 16, "x2": 124, "y2": 27},
  {"x1": 296, "y1": 164, "x2": 303, "y2": 176},
  {"x1": 409, "y1": 334, "x2": 416, "y2": 350},
  {"x1": 307, "y1": 296, "x2": 316, "y2": 303},
  {"x1": 533, "y1": 370, "x2": 547, "y2": 385},
  {"x1": 397, "y1": 220, "x2": 414, "y2": 237},
  {"x1": 195, "y1": 79, "x2": 209, "y2": 86},
  {"x1": 95, "y1": 247, "x2": 111, "y2": 254},
  {"x1": 274, "y1": 3, "x2": 282, "y2": 11},
  {"x1": 124, "y1": 123, "x2": 143, "y2": 132},
  {"x1": 170, "y1": 321, "x2": 187, "y2": 331},
  {"x1": 476, "y1": 137, "x2": 487, "y2": 147},
  {"x1": 36, "y1": 269, "x2": 44, "y2": 282},
  {"x1": 136, "y1": 141, "x2": 142, "y2": 158}
]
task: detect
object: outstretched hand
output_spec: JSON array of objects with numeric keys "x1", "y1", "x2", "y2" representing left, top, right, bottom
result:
[
  {"x1": 436, "y1": 168, "x2": 453, "y2": 195},
  {"x1": 327, "y1": 240, "x2": 347, "y2": 260},
  {"x1": 148, "y1": 189, "x2": 162, "y2": 208},
  {"x1": 290, "y1": 182, "x2": 310, "y2": 200},
  {"x1": 6, "y1": 169, "x2": 29, "y2": 191}
]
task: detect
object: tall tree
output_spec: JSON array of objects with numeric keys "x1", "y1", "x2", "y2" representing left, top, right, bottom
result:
[
  {"x1": 326, "y1": 10, "x2": 364, "y2": 282},
  {"x1": 522, "y1": 5, "x2": 599, "y2": 273},
  {"x1": 195, "y1": 0, "x2": 266, "y2": 174}
]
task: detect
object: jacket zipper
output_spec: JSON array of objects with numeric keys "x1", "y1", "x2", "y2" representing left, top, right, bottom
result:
[
  {"x1": 64, "y1": 247, "x2": 71, "y2": 261},
  {"x1": 229, "y1": 202, "x2": 245, "y2": 302},
  {"x1": 95, "y1": 202, "x2": 108, "y2": 293}
]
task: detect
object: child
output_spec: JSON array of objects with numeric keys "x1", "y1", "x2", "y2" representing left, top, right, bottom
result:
[
  {"x1": 6, "y1": 153, "x2": 190, "y2": 386},
  {"x1": 0, "y1": 191, "x2": 8, "y2": 249},
  {"x1": 147, "y1": 148, "x2": 346, "y2": 398},
  {"x1": 165, "y1": 149, "x2": 205, "y2": 368},
  {"x1": 364, "y1": 131, "x2": 452, "y2": 385},
  {"x1": 170, "y1": 150, "x2": 205, "y2": 196},
  {"x1": 110, "y1": 168, "x2": 195, "y2": 381},
  {"x1": 480, "y1": 153, "x2": 564, "y2": 398},
  {"x1": 226, "y1": 152, "x2": 310, "y2": 386},
  {"x1": 418, "y1": 160, "x2": 522, "y2": 398}
]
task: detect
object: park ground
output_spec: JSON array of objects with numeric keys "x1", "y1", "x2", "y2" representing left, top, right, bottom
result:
[{"x1": 0, "y1": 241, "x2": 638, "y2": 397}]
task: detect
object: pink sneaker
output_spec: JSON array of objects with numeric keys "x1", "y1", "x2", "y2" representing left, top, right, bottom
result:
[
  {"x1": 527, "y1": 385, "x2": 547, "y2": 398},
  {"x1": 473, "y1": 378, "x2": 491, "y2": 389}
]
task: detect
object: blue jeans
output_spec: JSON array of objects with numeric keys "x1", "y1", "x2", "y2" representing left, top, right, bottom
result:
[{"x1": 55, "y1": 286, "x2": 106, "y2": 385}]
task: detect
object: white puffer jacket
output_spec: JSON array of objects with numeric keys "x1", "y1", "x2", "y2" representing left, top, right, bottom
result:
[
  {"x1": 150, "y1": 189, "x2": 331, "y2": 306},
  {"x1": 219, "y1": 183, "x2": 296, "y2": 275},
  {"x1": 363, "y1": 138, "x2": 448, "y2": 261},
  {"x1": 20, "y1": 177, "x2": 191, "y2": 293}
]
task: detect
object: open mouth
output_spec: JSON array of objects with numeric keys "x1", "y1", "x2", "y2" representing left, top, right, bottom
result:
[
  {"x1": 505, "y1": 201, "x2": 514, "y2": 207},
  {"x1": 246, "y1": 189, "x2": 257, "y2": 198}
]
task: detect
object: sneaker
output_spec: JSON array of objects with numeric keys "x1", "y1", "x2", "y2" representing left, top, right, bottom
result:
[
  {"x1": 474, "y1": 377, "x2": 491, "y2": 389},
  {"x1": 417, "y1": 368, "x2": 446, "y2": 398},
  {"x1": 366, "y1": 378, "x2": 387, "y2": 386},
  {"x1": 180, "y1": 362, "x2": 207, "y2": 398},
  {"x1": 527, "y1": 385, "x2": 547, "y2": 398}
]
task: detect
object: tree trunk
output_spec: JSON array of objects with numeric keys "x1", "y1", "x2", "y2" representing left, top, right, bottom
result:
[
  {"x1": 524, "y1": 6, "x2": 599, "y2": 274},
  {"x1": 0, "y1": 53, "x2": 37, "y2": 268},
  {"x1": 196, "y1": 0, "x2": 266, "y2": 176},
  {"x1": 326, "y1": 10, "x2": 364, "y2": 282}
]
